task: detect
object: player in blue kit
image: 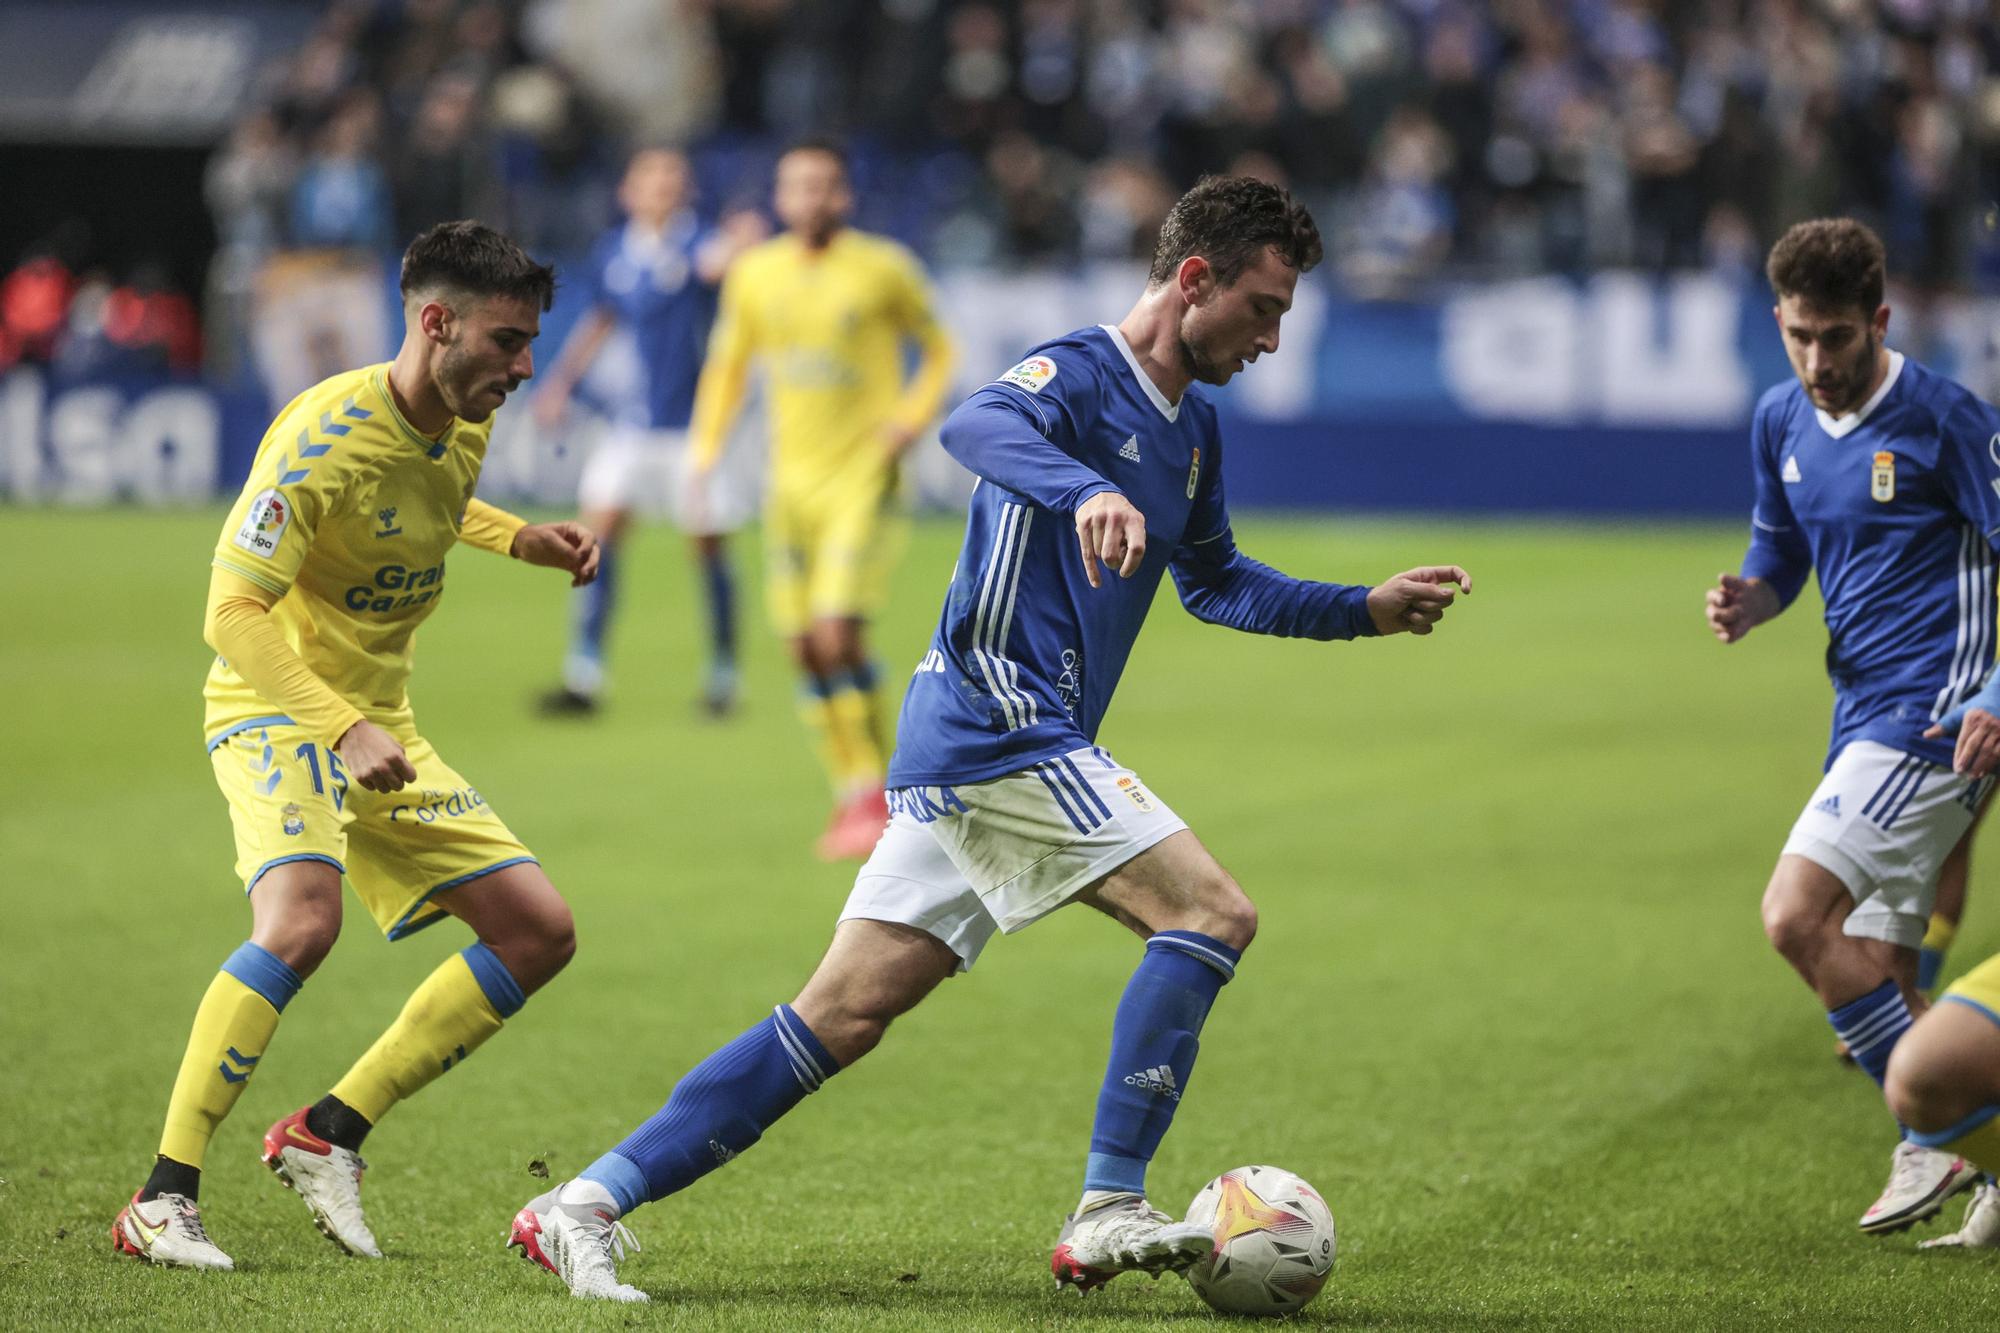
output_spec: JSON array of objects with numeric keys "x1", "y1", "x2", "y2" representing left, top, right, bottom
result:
[
  {"x1": 533, "y1": 147, "x2": 766, "y2": 716},
  {"x1": 1706, "y1": 218, "x2": 2000, "y2": 1237},
  {"x1": 505, "y1": 177, "x2": 1472, "y2": 1302}
]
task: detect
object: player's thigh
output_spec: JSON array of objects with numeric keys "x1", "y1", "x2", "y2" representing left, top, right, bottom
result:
[
  {"x1": 209, "y1": 721, "x2": 352, "y2": 899},
  {"x1": 1778, "y1": 740, "x2": 1986, "y2": 949},
  {"x1": 432, "y1": 859, "x2": 574, "y2": 984},
  {"x1": 341, "y1": 732, "x2": 538, "y2": 943},
  {"x1": 841, "y1": 810, "x2": 1001, "y2": 972},
  {"x1": 808, "y1": 486, "x2": 906, "y2": 624},
  {"x1": 579, "y1": 426, "x2": 673, "y2": 517},
  {"x1": 1888, "y1": 959, "x2": 2000, "y2": 1123},
  {"x1": 905, "y1": 746, "x2": 1190, "y2": 939},
  {"x1": 1082, "y1": 829, "x2": 1254, "y2": 945},
  {"x1": 763, "y1": 493, "x2": 814, "y2": 637}
]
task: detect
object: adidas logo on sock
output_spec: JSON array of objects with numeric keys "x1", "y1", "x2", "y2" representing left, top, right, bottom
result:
[
  {"x1": 708, "y1": 1139, "x2": 737, "y2": 1166},
  {"x1": 1119, "y1": 434, "x2": 1142, "y2": 462},
  {"x1": 1122, "y1": 1064, "x2": 1180, "y2": 1100},
  {"x1": 1814, "y1": 794, "x2": 1841, "y2": 817}
]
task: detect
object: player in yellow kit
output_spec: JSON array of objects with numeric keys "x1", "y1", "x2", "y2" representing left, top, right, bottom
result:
[
  {"x1": 688, "y1": 138, "x2": 954, "y2": 860},
  {"x1": 113, "y1": 222, "x2": 598, "y2": 1272}
]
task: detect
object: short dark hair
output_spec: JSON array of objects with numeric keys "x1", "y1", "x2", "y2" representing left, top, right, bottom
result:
[
  {"x1": 780, "y1": 135, "x2": 849, "y2": 175},
  {"x1": 399, "y1": 220, "x2": 556, "y2": 312},
  {"x1": 1148, "y1": 176, "x2": 1322, "y2": 288},
  {"x1": 1765, "y1": 218, "x2": 1885, "y2": 315}
]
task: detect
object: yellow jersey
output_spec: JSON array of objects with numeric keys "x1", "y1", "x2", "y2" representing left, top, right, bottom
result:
[
  {"x1": 688, "y1": 229, "x2": 954, "y2": 498},
  {"x1": 204, "y1": 364, "x2": 517, "y2": 744}
]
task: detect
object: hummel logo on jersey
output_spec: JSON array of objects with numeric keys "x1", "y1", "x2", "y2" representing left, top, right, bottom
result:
[
  {"x1": 375, "y1": 506, "x2": 402, "y2": 538},
  {"x1": 1119, "y1": 434, "x2": 1142, "y2": 462},
  {"x1": 1782, "y1": 455, "x2": 1802, "y2": 483},
  {"x1": 1814, "y1": 794, "x2": 1841, "y2": 817},
  {"x1": 1122, "y1": 1064, "x2": 1180, "y2": 1100}
]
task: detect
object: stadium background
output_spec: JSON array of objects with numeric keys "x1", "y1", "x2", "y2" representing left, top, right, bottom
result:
[{"x1": 8, "y1": 1, "x2": 2000, "y2": 1328}]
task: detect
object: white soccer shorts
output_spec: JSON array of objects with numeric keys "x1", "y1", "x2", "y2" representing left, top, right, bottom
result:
[
  {"x1": 575, "y1": 424, "x2": 758, "y2": 534},
  {"x1": 840, "y1": 746, "x2": 1188, "y2": 970},
  {"x1": 1782, "y1": 739, "x2": 1992, "y2": 948}
]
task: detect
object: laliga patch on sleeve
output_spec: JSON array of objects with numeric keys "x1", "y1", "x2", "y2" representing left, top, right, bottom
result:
[
  {"x1": 996, "y1": 355, "x2": 1058, "y2": 395},
  {"x1": 233, "y1": 488, "x2": 290, "y2": 559}
]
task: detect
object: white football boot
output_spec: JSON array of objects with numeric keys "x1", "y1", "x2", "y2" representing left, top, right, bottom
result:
[
  {"x1": 1858, "y1": 1140, "x2": 1980, "y2": 1234},
  {"x1": 1050, "y1": 1193, "x2": 1211, "y2": 1294},
  {"x1": 1920, "y1": 1179, "x2": 2000, "y2": 1249},
  {"x1": 261, "y1": 1106, "x2": 382, "y2": 1257},
  {"x1": 112, "y1": 1191, "x2": 234, "y2": 1271},
  {"x1": 509, "y1": 1180, "x2": 648, "y2": 1303}
]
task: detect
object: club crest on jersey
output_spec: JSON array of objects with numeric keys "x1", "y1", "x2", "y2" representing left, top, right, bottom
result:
[
  {"x1": 997, "y1": 355, "x2": 1057, "y2": 394},
  {"x1": 1871, "y1": 451, "x2": 1896, "y2": 503},
  {"x1": 232, "y1": 489, "x2": 289, "y2": 559},
  {"x1": 1187, "y1": 446, "x2": 1201, "y2": 499},
  {"x1": 281, "y1": 802, "x2": 305, "y2": 836}
]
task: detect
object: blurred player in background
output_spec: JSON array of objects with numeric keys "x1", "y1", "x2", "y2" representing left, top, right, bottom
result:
[
  {"x1": 532, "y1": 147, "x2": 766, "y2": 717},
  {"x1": 114, "y1": 223, "x2": 595, "y2": 1272},
  {"x1": 685, "y1": 138, "x2": 955, "y2": 860},
  {"x1": 506, "y1": 176, "x2": 1471, "y2": 1303},
  {"x1": 1706, "y1": 217, "x2": 2000, "y2": 1239}
]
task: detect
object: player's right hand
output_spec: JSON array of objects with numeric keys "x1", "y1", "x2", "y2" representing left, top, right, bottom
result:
[
  {"x1": 336, "y1": 719, "x2": 417, "y2": 793},
  {"x1": 1706, "y1": 572, "x2": 1778, "y2": 644},
  {"x1": 1075, "y1": 491, "x2": 1146, "y2": 589}
]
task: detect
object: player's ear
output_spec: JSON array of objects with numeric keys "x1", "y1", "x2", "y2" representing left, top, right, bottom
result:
[
  {"x1": 1873, "y1": 302, "x2": 1891, "y2": 339},
  {"x1": 1177, "y1": 255, "x2": 1214, "y2": 306},
  {"x1": 418, "y1": 298, "x2": 455, "y2": 345}
]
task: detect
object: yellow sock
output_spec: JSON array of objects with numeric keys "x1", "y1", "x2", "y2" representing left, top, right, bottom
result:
[
  {"x1": 798, "y1": 680, "x2": 852, "y2": 795},
  {"x1": 828, "y1": 673, "x2": 884, "y2": 789},
  {"x1": 1923, "y1": 913, "x2": 1960, "y2": 954},
  {"x1": 328, "y1": 943, "x2": 523, "y2": 1125},
  {"x1": 157, "y1": 942, "x2": 301, "y2": 1169},
  {"x1": 1941, "y1": 1112, "x2": 2000, "y2": 1177}
]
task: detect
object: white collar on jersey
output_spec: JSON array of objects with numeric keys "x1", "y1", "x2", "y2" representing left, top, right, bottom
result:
[
  {"x1": 1098, "y1": 323, "x2": 1181, "y2": 423},
  {"x1": 1816, "y1": 349, "x2": 1905, "y2": 439}
]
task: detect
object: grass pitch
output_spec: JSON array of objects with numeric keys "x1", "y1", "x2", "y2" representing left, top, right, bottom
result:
[{"x1": 1, "y1": 506, "x2": 1996, "y2": 1330}]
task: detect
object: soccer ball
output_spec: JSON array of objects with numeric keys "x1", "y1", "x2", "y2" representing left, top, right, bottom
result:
[{"x1": 1182, "y1": 1165, "x2": 1336, "y2": 1316}]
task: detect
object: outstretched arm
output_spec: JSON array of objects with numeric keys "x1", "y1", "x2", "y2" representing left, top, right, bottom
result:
[
  {"x1": 938, "y1": 390, "x2": 1120, "y2": 516},
  {"x1": 1172, "y1": 531, "x2": 1469, "y2": 639}
]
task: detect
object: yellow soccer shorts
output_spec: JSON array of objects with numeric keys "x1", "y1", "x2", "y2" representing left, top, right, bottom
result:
[
  {"x1": 207, "y1": 719, "x2": 535, "y2": 940},
  {"x1": 764, "y1": 474, "x2": 908, "y2": 637},
  {"x1": 1943, "y1": 951, "x2": 2000, "y2": 1027}
]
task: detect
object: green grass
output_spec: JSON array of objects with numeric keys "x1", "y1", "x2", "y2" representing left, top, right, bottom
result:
[{"x1": 1, "y1": 506, "x2": 1995, "y2": 1330}]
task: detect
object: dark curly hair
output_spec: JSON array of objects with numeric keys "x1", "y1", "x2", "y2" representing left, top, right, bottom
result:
[
  {"x1": 1765, "y1": 218, "x2": 1885, "y2": 315},
  {"x1": 1147, "y1": 176, "x2": 1322, "y2": 288},
  {"x1": 400, "y1": 220, "x2": 556, "y2": 312}
]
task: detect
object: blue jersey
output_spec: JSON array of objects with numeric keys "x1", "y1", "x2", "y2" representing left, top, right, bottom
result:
[
  {"x1": 1742, "y1": 352, "x2": 2000, "y2": 768},
  {"x1": 582, "y1": 215, "x2": 715, "y2": 430},
  {"x1": 887, "y1": 324, "x2": 1377, "y2": 786}
]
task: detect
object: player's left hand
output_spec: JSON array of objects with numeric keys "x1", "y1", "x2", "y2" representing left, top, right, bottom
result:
[
  {"x1": 513, "y1": 521, "x2": 600, "y2": 587},
  {"x1": 1925, "y1": 704, "x2": 2000, "y2": 777},
  {"x1": 1366, "y1": 565, "x2": 1471, "y2": 636}
]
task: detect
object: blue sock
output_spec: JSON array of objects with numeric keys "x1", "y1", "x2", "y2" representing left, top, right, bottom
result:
[
  {"x1": 579, "y1": 1005, "x2": 838, "y2": 1214},
  {"x1": 1828, "y1": 979, "x2": 1913, "y2": 1089},
  {"x1": 1918, "y1": 946, "x2": 1946, "y2": 994},
  {"x1": 1083, "y1": 930, "x2": 1241, "y2": 1197},
  {"x1": 571, "y1": 540, "x2": 618, "y2": 675},
  {"x1": 698, "y1": 543, "x2": 736, "y2": 668}
]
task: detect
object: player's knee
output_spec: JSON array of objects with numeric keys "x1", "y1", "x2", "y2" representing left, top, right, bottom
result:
[
  {"x1": 254, "y1": 903, "x2": 342, "y2": 977},
  {"x1": 1884, "y1": 1046, "x2": 1956, "y2": 1134},
  {"x1": 1760, "y1": 887, "x2": 1817, "y2": 963},
  {"x1": 532, "y1": 899, "x2": 578, "y2": 975},
  {"x1": 1189, "y1": 872, "x2": 1257, "y2": 952}
]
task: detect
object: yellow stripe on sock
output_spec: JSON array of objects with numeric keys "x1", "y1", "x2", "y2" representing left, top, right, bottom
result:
[{"x1": 329, "y1": 954, "x2": 504, "y2": 1125}]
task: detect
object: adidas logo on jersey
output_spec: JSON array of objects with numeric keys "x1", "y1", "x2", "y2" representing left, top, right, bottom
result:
[
  {"x1": 1123, "y1": 1064, "x2": 1180, "y2": 1100},
  {"x1": 1813, "y1": 794, "x2": 1841, "y2": 817},
  {"x1": 1782, "y1": 455, "x2": 1802, "y2": 483},
  {"x1": 1119, "y1": 434, "x2": 1142, "y2": 462}
]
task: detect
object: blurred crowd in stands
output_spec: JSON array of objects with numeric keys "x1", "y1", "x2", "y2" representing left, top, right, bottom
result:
[{"x1": 8, "y1": 0, "x2": 2000, "y2": 377}]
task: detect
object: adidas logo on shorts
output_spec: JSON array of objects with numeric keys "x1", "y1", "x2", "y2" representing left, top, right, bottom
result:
[
  {"x1": 1123, "y1": 1064, "x2": 1180, "y2": 1100},
  {"x1": 1813, "y1": 794, "x2": 1841, "y2": 817}
]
